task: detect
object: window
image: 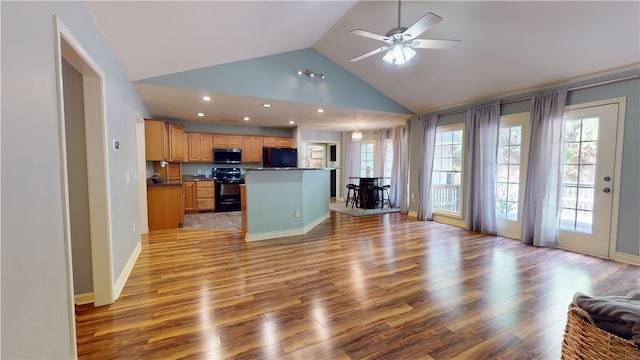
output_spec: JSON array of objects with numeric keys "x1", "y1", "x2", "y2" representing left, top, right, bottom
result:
[
  {"x1": 496, "y1": 125, "x2": 522, "y2": 221},
  {"x1": 360, "y1": 141, "x2": 375, "y2": 177},
  {"x1": 431, "y1": 124, "x2": 464, "y2": 215}
]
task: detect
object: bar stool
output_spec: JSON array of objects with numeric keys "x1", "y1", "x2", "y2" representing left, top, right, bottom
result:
[
  {"x1": 375, "y1": 184, "x2": 391, "y2": 209},
  {"x1": 345, "y1": 184, "x2": 360, "y2": 208}
]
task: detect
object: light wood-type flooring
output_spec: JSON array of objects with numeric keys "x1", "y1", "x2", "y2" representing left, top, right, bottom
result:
[{"x1": 75, "y1": 211, "x2": 639, "y2": 359}]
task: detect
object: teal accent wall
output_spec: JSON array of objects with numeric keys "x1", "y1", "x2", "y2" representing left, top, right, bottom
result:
[
  {"x1": 302, "y1": 170, "x2": 330, "y2": 227},
  {"x1": 137, "y1": 48, "x2": 413, "y2": 115}
]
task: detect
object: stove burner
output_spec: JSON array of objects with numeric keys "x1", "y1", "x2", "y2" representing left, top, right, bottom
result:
[{"x1": 212, "y1": 167, "x2": 244, "y2": 182}]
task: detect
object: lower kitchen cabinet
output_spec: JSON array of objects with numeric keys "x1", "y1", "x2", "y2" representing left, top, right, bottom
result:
[
  {"x1": 183, "y1": 181, "x2": 196, "y2": 212},
  {"x1": 147, "y1": 184, "x2": 184, "y2": 230},
  {"x1": 196, "y1": 180, "x2": 214, "y2": 211}
]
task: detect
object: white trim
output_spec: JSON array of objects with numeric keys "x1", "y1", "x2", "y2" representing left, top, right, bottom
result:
[
  {"x1": 113, "y1": 241, "x2": 142, "y2": 300},
  {"x1": 432, "y1": 213, "x2": 466, "y2": 228},
  {"x1": 614, "y1": 252, "x2": 640, "y2": 266},
  {"x1": 74, "y1": 293, "x2": 94, "y2": 306},
  {"x1": 245, "y1": 213, "x2": 330, "y2": 241},
  {"x1": 408, "y1": 210, "x2": 418, "y2": 218}
]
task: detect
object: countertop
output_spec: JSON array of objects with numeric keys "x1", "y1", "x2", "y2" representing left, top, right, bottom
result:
[
  {"x1": 244, "y1": 167, "x2": 335, "y2": 171},
  {"x1": 182, "y1": 175, "x2": 214, "y2": 182}
]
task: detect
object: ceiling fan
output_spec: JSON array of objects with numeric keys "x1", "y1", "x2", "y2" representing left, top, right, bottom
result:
[{"x1": 349, "y1": 0, "x2": 460, "y2": 65}]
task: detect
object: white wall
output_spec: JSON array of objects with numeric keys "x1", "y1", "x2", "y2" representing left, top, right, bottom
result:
[{"x1": 1, "y1": 2, "x2": 149, "y2": 358}]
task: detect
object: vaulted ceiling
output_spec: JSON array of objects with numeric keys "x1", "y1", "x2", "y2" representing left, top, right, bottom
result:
[{"x1": 85, "y1": 1, "x2": 639, "y2": 131}]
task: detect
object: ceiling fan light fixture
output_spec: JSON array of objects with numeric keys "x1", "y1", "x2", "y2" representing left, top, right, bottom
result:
[
  {"x1": 383, "y1": 44, "x2": 416, "y2": 65},
  {"x1": 352, "y1": 130, "x2": 363, "y2": 141}
]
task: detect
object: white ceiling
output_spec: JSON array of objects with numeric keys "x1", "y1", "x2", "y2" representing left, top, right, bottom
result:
[{"x1": 85, "y1": 1, "x2": 640, "y2": 131}]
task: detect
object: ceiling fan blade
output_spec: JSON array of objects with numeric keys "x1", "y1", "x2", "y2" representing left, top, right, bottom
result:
[
  {"x1": 403, "y1": 12, "x2": 442, "y2": 39},
  {"x1": 350, "y1": 29, "x2": 391, "y2": 43},
  {"x1": 412, "y1": 39, "x2": 461, "y2": 50},
  {"x1": 349, "y1": 46, "x2": 391, "y2": 62}
]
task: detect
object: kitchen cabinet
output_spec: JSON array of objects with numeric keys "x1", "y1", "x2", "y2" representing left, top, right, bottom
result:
[
  {"x1": 167, "y1": 123, "x2": 185, "y2": 161},
  {"x1": 196, "y1": 180, "x2": 214, "y2": 211},
  {"x1": 242, "y1": 136, "x2": 262, "y2": 163},
  {"x1": 262, "y1": 136, "x2": 293, "y2": 148},
  {"x1": 153, "y1": 162, "x2": 182, "y2": 184},
  {"x1": 144, "y1": 119, "x2": 166, "y2": 161},
  {"x1": 183, "y1": 181, "x2": 196, "y2": 212},
  {"x1": 144, "y1": 119, "x2": 185, "y2": 162},
  {"x1": 187, "y1": 133, "x2": 214, "y2": 162},
  {"x1": 147, "y1": 184, "x2": 184, "y2": 230},
  {"x1": 213, "y1": 134, "x2": 242, "y2": 148}
]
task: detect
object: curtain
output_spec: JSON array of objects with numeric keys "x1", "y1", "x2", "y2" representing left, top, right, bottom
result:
[
  {"x1": 521, "y1": 89, "x2": 568, "y2": 246},
  {"x1": 390, "y1": 125, "x2": 409, "y2": 211},
  {"x1": 464, "y1": 102, "x2": 500, "y2": 234},
  {"x1": 417, "y1": 115, "x2": 438, "y2": 220},
  {"x1": 342, "y1": 132, "x2": 362, "y2": 199},
  {"x1": 374, "y1": 130, "x2": 387, "y2": 178}
]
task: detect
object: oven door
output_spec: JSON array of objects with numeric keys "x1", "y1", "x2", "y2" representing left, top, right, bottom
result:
[{"x1": 215, "y1": 181, "x2": 241, "y2": 212}]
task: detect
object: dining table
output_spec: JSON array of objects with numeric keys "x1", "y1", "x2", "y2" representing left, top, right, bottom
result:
[{"x1": 348, "y1": 177, "x2": 390, "y2": 209}]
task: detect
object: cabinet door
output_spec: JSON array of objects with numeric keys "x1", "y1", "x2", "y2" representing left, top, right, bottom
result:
[
  {"x1": 166, "y1": 162, "x2": 182, "y2": 183},
  {"x1": 168, "y1": 124, "x2": 185, "y2": 161},
  {"x1": 144, "y1": 119, "x2": 165, "y2": 161},
  {"x1": 213, "y1": 134, "x2": 228, "y2": 148},
  {"x1": 188, "y1": 133, "x2": 201, "y2": 161},
  {"x1": 227, "y1": 135, "x2": 242, "y2": 148},
  {"x1": 201, "y1": 134, "x2": 213, "y2": 161},
  {"x1": 262, "y1": 136, "x2": 277, "y2": 147},
  {"x1": 183, "y1": 182, "x2": 195, "y2": 212},
  {"x1": 242, "y1": 136, "x2": 262, "y2": 162},
  {"x1": 277, "y1": 137, "x2": 293, "y2": 147}
]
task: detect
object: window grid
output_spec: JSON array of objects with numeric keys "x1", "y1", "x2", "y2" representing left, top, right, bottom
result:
[
  {"x1": 360, "y1": 142, "x2": 375, "y2": 177},
  {"x1": 383, "y1": 139, "x2": 393, "y2": 186},
  {"x1": 496, "y1": 125, "x2": 522, "y2": 221},
  {"x1": 560, "y1": 117, "x2": 599, "y2": 233},
  {"x1": 431, "y1": 128, "x2": 464, "y2": 214}
]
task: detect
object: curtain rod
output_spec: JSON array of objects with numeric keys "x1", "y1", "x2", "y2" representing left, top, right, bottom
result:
[{"x1": 436, "y1": 73, "x2": 640, "y2": 117}]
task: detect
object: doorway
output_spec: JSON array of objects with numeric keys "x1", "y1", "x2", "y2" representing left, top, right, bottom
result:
[
  {"x1": 556, "y1": 98, "x2": 625, "y2": 257},
  {"x1": 54, "y1": 17, "x2": 115, "y2": 356},
  {"x1": 301, "y1": 142, "x2": 339, "y2": 197}
]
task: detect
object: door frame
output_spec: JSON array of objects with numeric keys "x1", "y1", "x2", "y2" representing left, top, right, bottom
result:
[
  {"x1": 558, "y1": 97, "x2": 626, "y2": 259},
  {"x1": 54, "y1": 16, "x2": 115, "y2": 356}
]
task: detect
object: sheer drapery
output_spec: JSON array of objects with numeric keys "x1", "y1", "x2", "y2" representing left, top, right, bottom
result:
[
  {"x1": 341, "y1": 132, "x2": 362, "y2": 199},
  {"x1": 374, "y1": 130, "x2": 388, "y2": 178},
  {"x1": 464, "y1": 102, "x2": 500, "y2": 234},
  {"x1": 521, "y1": 89, "x2": 568, "y2": 246},
  {"x1": 390, "y1": 125, "x2": 409, "y2": 212},
  {"x1": 417, "y1": 115, "x2": 438, "y2": 220}
]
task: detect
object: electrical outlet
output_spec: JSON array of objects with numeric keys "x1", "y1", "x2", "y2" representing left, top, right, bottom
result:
[
  {"x1": 295, "y1": 210, "x2": 301, "y2": 218},
  {"x1": 197, "y1": 169, "x2": 202, "y2": 175},
  {"x1": 132, "y1": 221, "x2": 136, "y2": 232},
  {"x1": 411, "y1": 193, "x2": 417, "y2": 201}
]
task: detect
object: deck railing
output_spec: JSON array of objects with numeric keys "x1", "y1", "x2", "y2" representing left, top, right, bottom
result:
[{"x1": 432, "y1": 184, "x2": 460, "y2": 213}]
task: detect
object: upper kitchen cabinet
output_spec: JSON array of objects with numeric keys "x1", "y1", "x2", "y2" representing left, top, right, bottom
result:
[
  {"x1": 187, "y1": 133, "x2": 213, "y2": 162},
  {"x1": 213, "y1": 134, "x2": 242, "y2": 148},
  {"x1": 262, "y1": 136, "x2": 293, "y2": 148},
  {"x1": 242, "y1": 136, "x2": 262, "y2": 163},
  {"x1": 144, "y1": 119, "x2": 185, "y2": 162}
]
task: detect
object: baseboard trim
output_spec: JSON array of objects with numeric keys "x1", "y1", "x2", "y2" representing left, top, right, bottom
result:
[
  {"x1": 615, "y1": 252, "x2": 640, "y2": 266},
  {"x1": 245, "y1": 213, "x2": 330, "y2": 242},
  {"x1": 74, "y1": 292, "x2": 94, "y2": 305},
  {"x1": 113, "y1": 240, "x2": 142, "y2": 300}
]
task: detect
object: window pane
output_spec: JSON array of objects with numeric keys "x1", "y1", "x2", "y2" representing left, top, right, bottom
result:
[
  {"x1": 509, "y1": 146, "x2": 521, "y2": 164},
  {"x1": 581, "y1": 118, "x2": 599, "y2": 141},
  {"x1": 510, "y1": 126, "x2": 522, "y2": 145},
  {"x1": 580, "y1": 142, "x2": 598, "y2": 164},
  {"x1": 563, "y1": 119, "x2": 582, "y2": 142},
  {"x1": 579, "y1": 165, "x2": 596, "y2": 185},
  {"x1": 495, "y1": 124, "x2": 523, "y2": 221},
  {"x1": 431, "y1": 128, "x2": 463, "y2": 214},
  {"x1": 563, "y1": 143, "x2": 580, "y2": 164}
]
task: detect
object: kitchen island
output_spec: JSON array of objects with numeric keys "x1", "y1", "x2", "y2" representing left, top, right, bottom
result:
[{"x1": 242, "y1": 168, "x2": 331, "y2": 241}]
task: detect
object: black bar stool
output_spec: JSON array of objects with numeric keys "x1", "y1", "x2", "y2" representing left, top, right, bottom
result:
[
  {"x1": 345, "y1": 184, "x2": 360, "y2": 208},
  {"x1": 375, "y1": 184, "x2": 391, "y2": 209}
]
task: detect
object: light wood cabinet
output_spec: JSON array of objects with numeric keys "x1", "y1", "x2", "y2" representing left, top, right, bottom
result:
[
  {"x1": 153, "y1": 162, "x2": 182, "y2": 184},
  {"x1": 262, "y1": 136, "x2": 293, "y2": 148},
  {"x1": 187, "y1": 133, "x2": 213, "y2": 162},
  {"x1": 147, "y1": 184, "x2": 184, "y2": 230},
  {"x1": 195, "y1": 181, "x2": 214, "y2": 211},
  {"x1": 213, "y1": 134, "x2": 242, "y2": 148},
  {"x1": 183, "y1": 181, "x2": 196, "y2": 212},
  {"x1": 242, "y1": 136, "x2": 263, "y2": 163},
  {"x1": 144, "y1": 119, "x2": 166, "y2": 161},
  {"x1": 145, "y1": 119, "x2": 185, "y2": 162},
  {"x1": 167, "y1": 123, "x2": 185, "y2": 161}
]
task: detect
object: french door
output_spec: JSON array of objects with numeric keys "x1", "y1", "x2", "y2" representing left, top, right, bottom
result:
[{"x1": 556, "y1": 99, "x2": 624, "y2": 257}]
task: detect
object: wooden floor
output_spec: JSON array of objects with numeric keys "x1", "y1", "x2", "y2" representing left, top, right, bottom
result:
[{"x1": 76, "y1": 211, "x2": 639, "y2": 359}]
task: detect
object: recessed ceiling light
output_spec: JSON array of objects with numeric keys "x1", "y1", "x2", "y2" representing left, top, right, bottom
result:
[
  {"x1": 197, "y1": 113, "x2": 204, "y2": 117},
  {"x1": 289, "y1": 121, "x2": 295, "y2": 124},
  {"x1": 317, "y1": 108, "x2": 324, "y2": 113},
  {"x1": 243, "y1": 116, "x2": 250, "y2": 121},
  {"x1": 202, "y1": 96, "x2": 211, "y2": 101},
  {"x1": 262, "y1": 103, "x2": 272, "y2": 108}
]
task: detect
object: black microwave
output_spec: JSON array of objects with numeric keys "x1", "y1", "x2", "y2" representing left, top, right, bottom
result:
[{"x1": 213, "y1": 148, "x2": 242, "y2": 164}]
